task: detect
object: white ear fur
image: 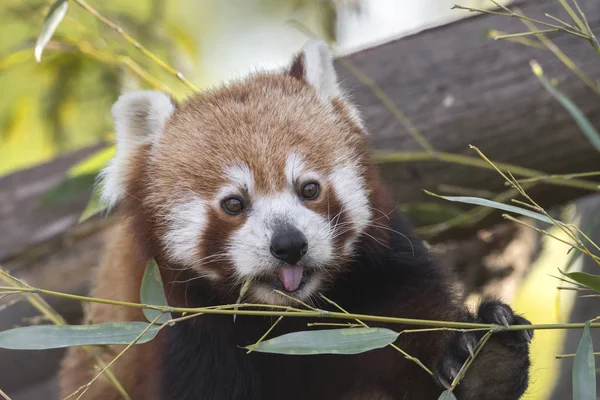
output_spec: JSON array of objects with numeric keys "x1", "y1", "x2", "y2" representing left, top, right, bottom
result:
[
  {"x1": 99, "y1": 90, "x2": 175, "y2": 209},
  {"x1": 299, "y1": 40, "x2": 341, "y2": 99}
]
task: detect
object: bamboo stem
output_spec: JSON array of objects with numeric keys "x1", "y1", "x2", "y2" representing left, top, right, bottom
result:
[{"x1": 1, "y1": 284, "x2": 600, "y2": 332}]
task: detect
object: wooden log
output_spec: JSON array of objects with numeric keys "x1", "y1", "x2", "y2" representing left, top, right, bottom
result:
[{"x1": 335, "y1": 0, "x2": 600, "y2": 240}]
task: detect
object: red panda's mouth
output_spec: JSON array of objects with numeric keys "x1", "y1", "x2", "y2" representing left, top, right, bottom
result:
[
  {"x1": 278, "y1": 265, "x2": 303, "y2": 292},
  {"x1": 253, "y1": 266, "x2": 314, "y2": 294}
]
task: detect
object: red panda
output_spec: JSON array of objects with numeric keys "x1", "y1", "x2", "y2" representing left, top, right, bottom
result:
[{"x1": 58, "y1": 40, "x2": 532, "y2": 400}]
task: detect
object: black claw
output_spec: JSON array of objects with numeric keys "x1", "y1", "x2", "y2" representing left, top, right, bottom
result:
[
  {"x1": 477, "y1": 301, "x2": 533, "y2": 347},
  {"x1": 519, "y1": 328, "x2": 533, "y2": 343},
  {"x1": 478, "y1": 301, "x2": 514, "y2": 326}
]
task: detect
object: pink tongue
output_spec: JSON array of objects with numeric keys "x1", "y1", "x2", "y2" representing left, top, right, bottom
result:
[{"x1": 278, "y1": 265, "x2": 304, "y2": 292}]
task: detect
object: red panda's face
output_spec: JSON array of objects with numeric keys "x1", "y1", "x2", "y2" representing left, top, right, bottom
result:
[{"x1": 101, "y1": 41, "x2": 386, "y2": 305}]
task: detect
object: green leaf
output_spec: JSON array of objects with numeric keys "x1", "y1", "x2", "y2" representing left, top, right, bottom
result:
[
  {"x1": 0, "y1": 322, "x2": 160, "y2": 350},
  {"x1": 41, "y1": 172, "x2": 97, "y2": 205},
  {"x1": 565, "y1": 215, "x2": 600, "y2": 272},
  {"x1": 67, "y1": 146, "x2": 115, "y2": 176},
  {"x1": 438, "y1": 390, "x2": 458, "y2": 400},
  {"x1": 532, "y1": 61, "x2": 600, "y2": 154},
  {"x1": 245, "y1": 327, "x2": 399, "y2": 355},
  {"x1": 42, "y1": 146, "x2": 116, "y2": 211},
  {"x1": 78, "y1": 185, "x2": 104, "y2": 223},
  {"x1": 561, "y1": 270, "x2": 600, "y2": 293},
  {"x1": 35, "y1": 0, "x2": 69, "y2": 62},
  {"x1": 141, "y1": 259, "x2": 172, "y2": 324},
  {"x1": 573, "y1": 321, "x2": 596, "y2": 400},
  {"x1": 424, "y1": 192, "x2": 563, "y2": 226}
]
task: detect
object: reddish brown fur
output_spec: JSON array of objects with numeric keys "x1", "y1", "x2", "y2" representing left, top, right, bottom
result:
[
  {"x1": 126, "y1": 70, "x2": 378, "y2": 292},
  {"x1": 59, "y1": 65, "x2": 383, "y2": 398},
  {"x1": 58, "y1": 222, "x2": 162, "y2": 400},
  {"x1": 59, "y1": 45, "x2": 530, "y2": 399}
]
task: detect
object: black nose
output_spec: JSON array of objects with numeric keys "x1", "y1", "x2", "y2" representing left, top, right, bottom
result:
[{"x1": 270, "y1": 225, "x2": 308, "y2": 264}]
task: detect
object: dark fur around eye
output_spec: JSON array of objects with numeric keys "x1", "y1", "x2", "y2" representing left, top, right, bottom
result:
[
  {"x1": 300, "y1": 182, "x2": 319, "y2": 200},
  {"x1": 222, "y1": 197, "x2": 244, "y2": 215}
]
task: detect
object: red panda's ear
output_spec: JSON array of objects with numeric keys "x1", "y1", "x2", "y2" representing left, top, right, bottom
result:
[
  {"x1": 99, "y1": 90, "x2": 176, "y2": 209},
  {"x1": 289, "y1": 40, "x2": 367, "y2": 134},
  {"x1": 289, "y1": 40, "x2": 341, "y2": 100}
]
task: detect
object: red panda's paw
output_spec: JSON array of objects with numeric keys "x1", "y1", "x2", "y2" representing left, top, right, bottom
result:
[
  {"x1": 434, "y1": 300, "x2": 532, "y2": 400},
  {"x1": 477, "y1": 300, "x2": 533, "y2": 347}
]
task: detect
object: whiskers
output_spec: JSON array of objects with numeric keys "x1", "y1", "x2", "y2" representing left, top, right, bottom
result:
[
  {"x1": 169, "y1": 252, "x2": 229, "y2": 284},
  {"x1": 326, "y1": 204, "x2": 415, "y2": 256}
]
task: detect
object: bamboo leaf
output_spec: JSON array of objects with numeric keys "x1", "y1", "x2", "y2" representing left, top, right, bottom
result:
[
  {"x1": 67, "y1": 146, "x2": 115, "y2": 176},
  {"x1": 78, "y1": 185, "x2": 104, "y2": 223},
  {"x1": 41, "y1": 172, "x2": 97, "y2": 205},
  {"x1": 573, "y1": 321, "x2": 596, "y2": 400},
  {"x1": 531, "y1": 61, "x2": 600, "y2": 154},
  {"x1": 34, "y1": 0, "x2": 69, "y2": 62},
  {"x1": 557, "y1": 0, "x2": 587, "y2": 32},
  {"x1": 424, "y1": 192, "x2": 563, "y2": 226},
  {"x1": 561, "y1": 270, "x2": 600, "y2": 293},
  {"x1": 141, "y1": 259, "x2": 172, "y2": 324},
  {"x1": 43, "y1": 147, "x2": 115, "y2": 217},
  {"x1": 245, "y1": 327, "x2": 399, "y2": 355},
  {"x1": 0, "y1": 322, "x2": 160, "y2": 350},
  {"x1": 438, "y1": 390, "x2": 458, "y2": 400},
  {"x1": 565, "y1": 215, "x2": 599, "y2": 272}
]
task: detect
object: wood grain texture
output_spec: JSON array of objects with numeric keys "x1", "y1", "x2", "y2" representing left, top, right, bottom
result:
[{"x1": 335, "y1": 0, "x2": 600, "y2": 239}]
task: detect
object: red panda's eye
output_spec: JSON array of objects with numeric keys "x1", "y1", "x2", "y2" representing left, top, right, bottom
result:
[
  {"x1": 300, "y1": 182, "x2": 319, "y2": 200},
  {"x1": 222, "y1": 197, "x2": 244, "y2": 215}
]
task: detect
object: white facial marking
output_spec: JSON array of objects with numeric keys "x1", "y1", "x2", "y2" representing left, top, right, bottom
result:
[
  {"x1": 164, "y1": 195, "x2": 207, "y2": 267},
  {"x1": 225, "y1": 156, "x2": 372, "y2": 303},
  {"x1": 329, "y1": 162, "x2": 371, "y2": 240},
  {"x1": 228, "y1": 192, "x2": 333, "y2": 280},
  {"x1": 225, "y1": 163, "x2": 254, "y2": 194},
  {"x1": 285, "y1": 153, "x2": 305, "y2": 186},
  {"x1": 285, "y1": 153, "x2": 321, "y2": 186},
  {"x1": 100, "y1": 90, "x2": 175, "y2": 209}
]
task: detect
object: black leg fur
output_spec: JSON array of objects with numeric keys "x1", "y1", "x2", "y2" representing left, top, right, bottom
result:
[{"x1": 434, "y1": 299, "x2": 533, "y2": 400}]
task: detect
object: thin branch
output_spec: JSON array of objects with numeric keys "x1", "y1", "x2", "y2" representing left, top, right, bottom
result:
[
  {"x1": 449, "y1": 330, "x2": 494, "y2": 392},
  {"x1": 320, "y1": 293, "x2": 437, "y2": 376},
  {"x1": 337, "y1": 59, "x2": 437, "y2": 156},
  {"x1": 0, "y1": 269, "x2": 131, "y2": 400},
  {"x1": 287, "y1": 19, "x2": 436, "y2": 156},
  {"x1": 0, "y1": 388, "x2": 12, "y2": 400},
  {"x1": 247, "y1": 314, "x2": 286, "y2": 354},
  {"x1": 70, "y1": 313, "x2": 165, "y2": 400},
  {"x1": 374, "y1": 151, "x2": 600, "y2": 192},
  {"x1": 72, "y1": 0, "x2": 198, "y2": 91},
  {"x1": 487, "y1": 29, "x2": 548, "y2": 49},
  {"x1": 556, "y1": 351, "x2": 600, "y2": 359},
  {"x1": 544, "y1": 13, "x2": 580, "y2": 32},
  {"x1": 515, "y1": 9, "x2": 600, "y2": 95},
  {"x1": 1, "y1": 281, "x2": 600, "y2": 330},
  {"x1": 493, "y1": 28, "x2": 560, "y2": 40},
  {"x1": 515, "y1": 171, "x2": 600, "y2": 184},
  {"x1": 417, "y1": 186, "x2": 524, "y2": 237},
  {"x1": 452, "y1": 3, "x2": 591, "y2": 39}
]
